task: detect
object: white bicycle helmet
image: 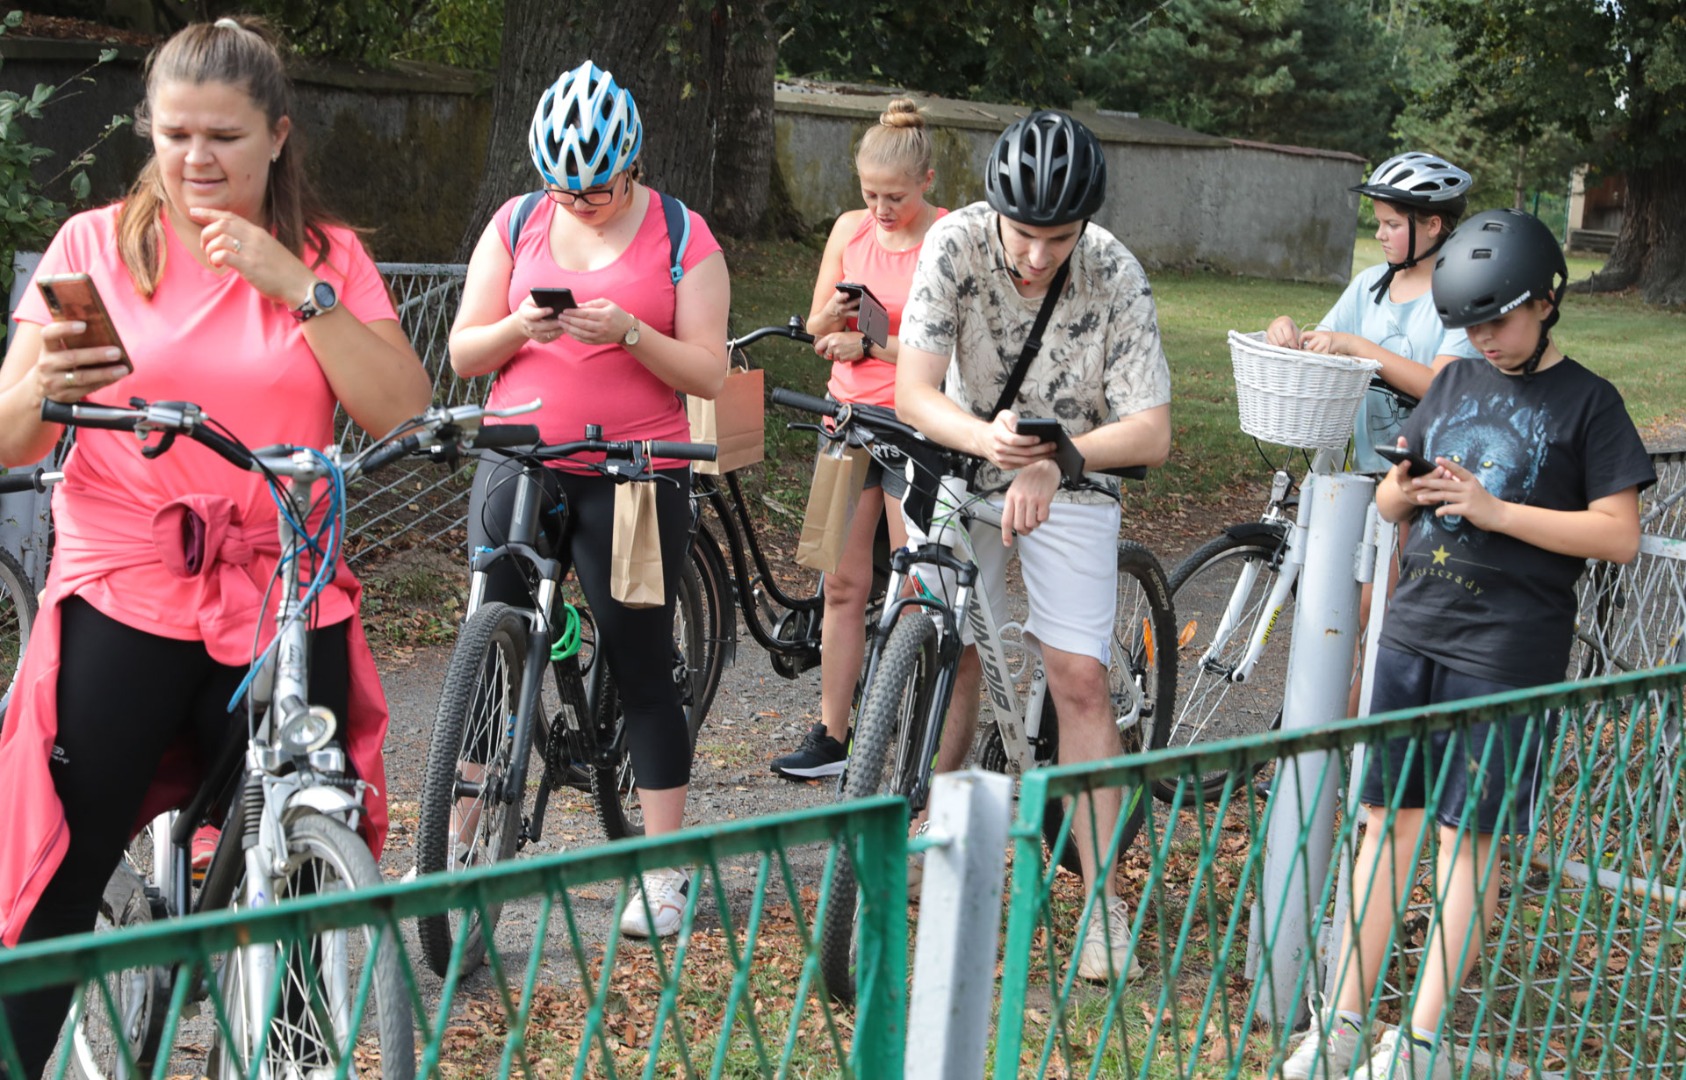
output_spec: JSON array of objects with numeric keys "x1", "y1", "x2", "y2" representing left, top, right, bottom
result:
[
  {"x1": 528, "y1": 60, "x2": 642, "y2": 190},
  {"x1": 1351, "y1": 151, "x2": 1471, "y2": 218}
]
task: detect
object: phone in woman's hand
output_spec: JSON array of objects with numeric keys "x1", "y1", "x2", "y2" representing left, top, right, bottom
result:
[
  {"x1": 36, "y1": 273, "x2": 134, "y2": 373},
  {"x1": 530, "y1": 287, "x2": 578, "y2": 314}
]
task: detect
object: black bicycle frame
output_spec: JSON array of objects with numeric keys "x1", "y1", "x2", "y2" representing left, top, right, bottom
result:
[{"x1": 692, "y1": 471, "x2": 821, "y2": 653}]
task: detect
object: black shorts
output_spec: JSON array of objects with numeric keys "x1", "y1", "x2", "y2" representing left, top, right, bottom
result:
[
  {"x1": 1358, "y1": 646, "x2": 1554, "y2": 835},
  {"x1": 814, "y1": 414, "x2": 908, "y2": 500}
]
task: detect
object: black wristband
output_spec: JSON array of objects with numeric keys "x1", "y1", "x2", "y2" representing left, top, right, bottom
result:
[{"x1": 860, "y1": 334, "x2": 873, "y2": 359}]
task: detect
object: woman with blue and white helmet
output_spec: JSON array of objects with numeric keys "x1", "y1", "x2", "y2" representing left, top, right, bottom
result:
[
  {"x1": 1266, "y1": 150, "x2": 1480, "y2": 475},
  {"x1": 449, "y1": 60, "x2": 729, "y2": 940}
]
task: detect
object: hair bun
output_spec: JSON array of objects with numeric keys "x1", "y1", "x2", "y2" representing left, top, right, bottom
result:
[{"x1": 880, "y1": 98, "x2": 925, "y2": 129}]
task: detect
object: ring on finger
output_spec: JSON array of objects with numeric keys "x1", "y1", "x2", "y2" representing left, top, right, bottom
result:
[
  {"x1": 64, "y1": 369, "x2": 76, "y2": 385},
  {"x1": 231, "y1": 238, "x2": 242, "y2": 253}
]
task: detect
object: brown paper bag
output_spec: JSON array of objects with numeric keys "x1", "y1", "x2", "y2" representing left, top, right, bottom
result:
[
  {"x1": 795, "y1": 441, "x2": 870, "y2": 573},
  {"x1": 610, "y1": 481, "x2": 665, "y2": 609},
  {"x1": 688, "y1": 363, "x2": 765, "y2": 474}
]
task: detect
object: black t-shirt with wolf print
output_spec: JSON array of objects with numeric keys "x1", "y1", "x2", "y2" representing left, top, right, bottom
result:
[{"x1": 1379, "y1": 355, "x2": 1655, "y2": 686}]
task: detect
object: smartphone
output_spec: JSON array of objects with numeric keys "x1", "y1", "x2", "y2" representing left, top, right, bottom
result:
[
  {"x1": 838, "y1": 282, "x2": 890, "y2": 349},
  {"x1": 529, "y1": 287, "x2": 577, "y2": 314},
  {"x1": 1374, "y1": 443, "x2": 1438, "y2": 477},
  {"x1": 36, "y1": 273, "x2": 133, "y2": 373},
  {"x1": 1016, "y1": 417, "x2": 1087, "y2": 482}
]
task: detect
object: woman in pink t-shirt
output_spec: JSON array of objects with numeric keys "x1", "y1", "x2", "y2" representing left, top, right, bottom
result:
[
  {"x1": 0, "y1": 17, "x2": 429, "y2": 1074},
  {"x1": 769, "y1": 99, "x2": 946, "y2": 782},
  {"x1": 449, "y1": 61, "x2": 729, "y2": 940}
]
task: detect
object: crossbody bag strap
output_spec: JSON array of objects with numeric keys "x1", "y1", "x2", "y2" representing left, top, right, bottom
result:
[
  {"x1": 962, "y1": 257, "x2": 1071, "y2": 489},
  {"x1": 989, "y1": 257, "x2": 1072, "y2": 419}
]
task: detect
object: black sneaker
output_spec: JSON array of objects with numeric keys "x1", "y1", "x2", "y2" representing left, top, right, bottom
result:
[{"x1": 771, "y1": 723, "x2": 847, "y2": 780}]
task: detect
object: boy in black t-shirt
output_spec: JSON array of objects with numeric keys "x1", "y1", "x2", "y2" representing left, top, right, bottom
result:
[{"x1": 1281, "y1": 210, "x2": 1655, "y2": 1080}]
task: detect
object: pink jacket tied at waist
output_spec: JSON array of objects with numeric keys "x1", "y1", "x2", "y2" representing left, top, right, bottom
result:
[{"x1": 0, "y1": 489, "x2": 391, "y2": 947}]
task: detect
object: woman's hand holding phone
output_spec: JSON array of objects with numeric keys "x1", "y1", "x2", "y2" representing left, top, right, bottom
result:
[
  {"x1": 515, "y1": 294, "x2": 566, "y2": 344},
  {"x1": 35, "y1": 320, "x2": 130, "y2": 404}
]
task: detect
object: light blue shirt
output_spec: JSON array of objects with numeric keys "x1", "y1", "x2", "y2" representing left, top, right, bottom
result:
[{"x1": 1318, "y1": 263, "x2": 1480, "y2": 473}]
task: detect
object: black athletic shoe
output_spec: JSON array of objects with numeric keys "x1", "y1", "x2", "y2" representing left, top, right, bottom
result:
[{"x1": 771, "y1": 723, "x2": 847, "y2": 780}]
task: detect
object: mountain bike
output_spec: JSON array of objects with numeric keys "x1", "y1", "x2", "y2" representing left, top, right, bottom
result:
[
  {"x1": 1165, "y1": 380, "x2": 1415, "y2": 803},
  {"x1": 769, "y1": 390, "x2": 1177, "y2": 1004},
  {"x1": 43, "y1": 398, "x2": 529, "y2": 1080},
  {"x1": 413, "y1": 427, "x2": 716, "y2": 978}
]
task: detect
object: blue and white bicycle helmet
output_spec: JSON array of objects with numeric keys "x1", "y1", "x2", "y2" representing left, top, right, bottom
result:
[{"x1": 528, "y1": 60, "x2": 643, "y2": 190}]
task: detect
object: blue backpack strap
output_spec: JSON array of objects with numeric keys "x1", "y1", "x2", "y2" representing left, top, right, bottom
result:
[
  {"x1": 504, "y1": 190, "x2": 546, "y2": 256},
  {"x1": 657, "y1": 190, "x2": 692, "y2": 285}
]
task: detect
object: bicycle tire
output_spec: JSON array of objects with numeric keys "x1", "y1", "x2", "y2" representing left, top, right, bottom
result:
[
  {"x1": 819, "y1": 610, "x2": 939, "y2": 1006},
  {"x1": 687, "y1": 526, "x2": 731, "y2": 726},
  {"x1": 1, "y1": 545, "x2": 37, "y2": 715},
  {"x1": 590, "y1": 553, "x2": 709, "y2": 840},
  {"x1": 1160, "y1": 527, "x2": 1290, "y2": 803},
  {"x1": 211, "y1": 814, "x2": 414, "y2": 1080},
  {"x1": 65, "y1": 864, "x2": 168, "y2": 1080},
  {"x1": 416, "y1": 602, "x2": 530, "y2": 977}
]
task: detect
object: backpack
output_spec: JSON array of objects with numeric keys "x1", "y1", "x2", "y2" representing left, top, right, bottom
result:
[{"x1": 503, "y1": 188, "x2": 693, "y2": 285}]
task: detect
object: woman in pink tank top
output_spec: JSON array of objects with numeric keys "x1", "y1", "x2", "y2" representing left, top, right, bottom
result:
[{"x1": 770, "y1": 99, "x2": 947, "y2": 781}]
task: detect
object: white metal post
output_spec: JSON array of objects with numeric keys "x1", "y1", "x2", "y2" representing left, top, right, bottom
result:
[
  {"x1": 907, "y1": 769, "x2": 1013, "y2": 1080},
  {"x1": 1249, "y1": 472, "x2": 1374, "y2": 1028}
]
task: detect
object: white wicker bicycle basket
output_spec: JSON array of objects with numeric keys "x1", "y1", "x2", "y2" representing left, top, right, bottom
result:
[{"x1": 1227, "y1": 330, "x2": 1382, "y2": 451}]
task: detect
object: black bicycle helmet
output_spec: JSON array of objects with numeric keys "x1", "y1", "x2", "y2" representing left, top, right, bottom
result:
[
  {"x1": 1351, "y1": 151, "x2": 1471, "y2": 220},
  {"x1": 1432, "y1": 209, "x2": 1567, "y2": 330},
  {"x1": 984, "y1": 110, "x2": 1106, "y2": 227}
]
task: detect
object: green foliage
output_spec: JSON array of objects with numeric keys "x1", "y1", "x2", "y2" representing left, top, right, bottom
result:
[
  {"x1": 772, "y1": 1, "x2": 1086, "y2": 106},
  {"x1": 0, "y1": 10, "x2": 129, "y2": 292},
  {"x1": 99, "y1": 0, "x2": 505, "y2": 70},
  {"x1": 1075, "y1": 0, "x2": 1396, "y2": 160},
  {"x1": 1418, "y1": 0, "x2": 1685, "y2": 177}
]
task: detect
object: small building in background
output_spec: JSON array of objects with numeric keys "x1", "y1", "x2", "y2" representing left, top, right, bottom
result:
[{"x1": 1567, "y1": 166, "x2": 1626, "y2": 253}]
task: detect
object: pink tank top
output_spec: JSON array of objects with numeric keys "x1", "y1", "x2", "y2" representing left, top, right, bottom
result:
[{"x1": 827, "y1": 207, "x2": 946, "y2": 407}]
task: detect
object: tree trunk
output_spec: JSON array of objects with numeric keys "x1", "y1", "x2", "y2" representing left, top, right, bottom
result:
[
  {"x1": 1576, "y1": 159, "x2": 1686, "y2": 306},
  {"x1": 709, "y1": 0, "x2": 776, "y2": 236},
  {"x1": 456, "y1": 0, "x2": 728, "y2": 260}
]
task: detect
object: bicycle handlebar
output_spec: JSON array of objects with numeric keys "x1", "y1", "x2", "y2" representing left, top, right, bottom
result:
[
  {"x1": 768, "y1": 387, "x2": 1147, "y2": 483},
  {"x1": 0, "y1": 467, "x2": 62, "y2": 495},
  {"x1": 728, "y1": 317, "x2": 815, "y2": 351}
]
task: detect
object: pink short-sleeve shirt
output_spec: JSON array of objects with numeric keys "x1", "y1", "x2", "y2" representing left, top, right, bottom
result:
[{"x1": 13, "y1": 204, "x2": 398, "y2": 638}]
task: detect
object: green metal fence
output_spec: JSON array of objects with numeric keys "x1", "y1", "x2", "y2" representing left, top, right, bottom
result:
[
  {"x1": 0, "y1": 796, "x2": 908, "y2": 1080},
  {"x1": 996, "y1": 664, "x2": 1686, "y2": 1079}
]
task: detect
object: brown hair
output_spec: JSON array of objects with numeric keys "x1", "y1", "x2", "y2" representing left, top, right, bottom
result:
[
  {"x1": 856, "y1": 98, "x2": 931, "y2": 180},
  {"x1": 117, "y1": 16, "x2": 340, "y2": 298}
]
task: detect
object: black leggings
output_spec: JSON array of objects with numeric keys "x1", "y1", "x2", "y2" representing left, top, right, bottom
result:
[
  {"x1": 467, "y1": 457, "x2": 695, "y2": 790},
  {"x1": 0, "y1": 598, "x2": 349, "y2": 1079}
]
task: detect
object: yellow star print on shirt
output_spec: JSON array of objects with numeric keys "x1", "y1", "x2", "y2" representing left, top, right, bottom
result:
[{"x1": 1431, "y1": 546, "x2": 1450, "y2": 566}]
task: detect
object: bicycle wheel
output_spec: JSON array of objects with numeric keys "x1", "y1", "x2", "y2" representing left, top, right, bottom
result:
[
  {"x1": 212, "y1": 814, "x2": 414, "y2": 1080},
  {"x1": 820, "y1": 610, "x2": 940, "y2": 1006},
  {"x1": 65, "y1": 865, "x2": 168, "y2": 1080},
  {"x1": 590, "y1": 553, "x2": 709, "y2": 840},
  {"x1": 416, "y1": 602, "x2": 530, "y2": 977},
  {"x1": 1, "y1": 546, "x2": 36, "y2": 713},
  {"x1": 1019, "y1": 540, "x2": 1176, "y2": 874},
  {"x1": 687, "y1": 526, "x2": 731, "y2": 726},
  {"x1": 1161, "y1": 527, "x2": 1290, "y2": 803}
]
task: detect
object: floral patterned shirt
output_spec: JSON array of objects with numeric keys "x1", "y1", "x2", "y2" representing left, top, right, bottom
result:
[{"x1": 899, "y1": 202, "x2": 1171, "y2": 502}]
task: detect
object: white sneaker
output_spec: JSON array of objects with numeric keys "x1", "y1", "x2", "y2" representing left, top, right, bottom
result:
[
  {"x1": 906, "y1": 820, "x2": 932, "y2": 898},
  {"x1": 618, "y1": 868, "x2": 691, "y2": 939},
  {"x1": 1074, "y1": 896, "x2": 1144, "y2": 983},
  {"x1": 1354, "y1": 1029, "x2": 1451, "y2": 1080},
  {"x1": 1281, "y1": 1011, "x2": 1366, "y2": 1080}
]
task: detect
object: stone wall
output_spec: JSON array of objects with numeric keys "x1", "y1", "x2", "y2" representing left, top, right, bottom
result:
[
  {"x1": 0, "y1": 39, "x2": 490, "y2": 263},
  {"x1": 775, "y1": 89, "x2": 1364, "y2": 284},
  {"x1": 4, "y1": 40, "x2": 1362, "y2": 279}
]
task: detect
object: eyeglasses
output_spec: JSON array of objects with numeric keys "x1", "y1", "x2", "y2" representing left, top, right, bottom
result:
[{"x1": 545, "y1": 174, "x2": 630, "y2": 207}]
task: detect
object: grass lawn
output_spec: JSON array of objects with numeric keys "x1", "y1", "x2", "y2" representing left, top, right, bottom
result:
[{"x1": 724, "y1": 234, "x2": 1686, "y2": 508}]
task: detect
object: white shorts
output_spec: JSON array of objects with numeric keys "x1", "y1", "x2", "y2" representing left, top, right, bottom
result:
[{"x1": 901, "y1": 495, "x2": 1122, "y2": 665}]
